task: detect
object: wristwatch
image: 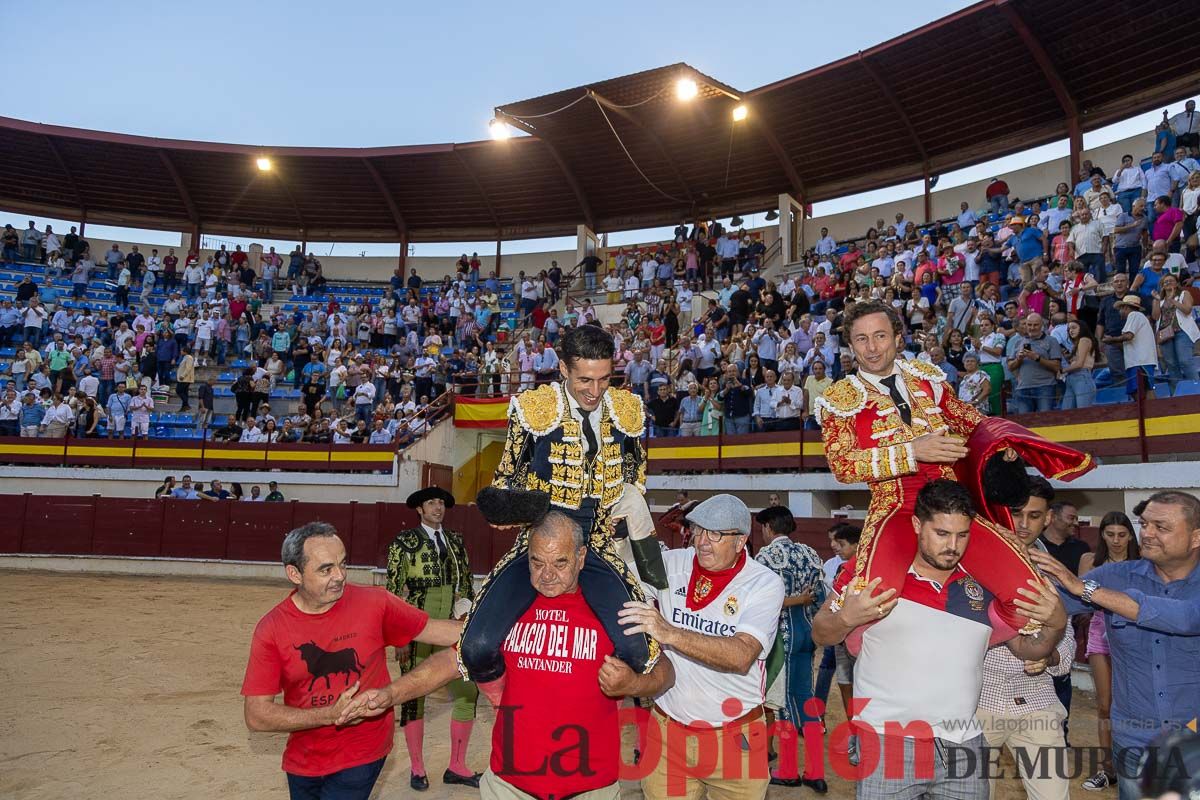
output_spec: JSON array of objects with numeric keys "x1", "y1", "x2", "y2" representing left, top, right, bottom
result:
[{"x1": 1081, "y1": 579, "x2": 1100, "y2": 605}]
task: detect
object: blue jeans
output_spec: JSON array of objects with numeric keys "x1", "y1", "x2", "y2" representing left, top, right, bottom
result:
[
  {"x1": 186, "y1": 283, "x2": 200, "y2": 301},
  {"x1": 651, "y1": 425, "x2": 676, "y2": 438},
  {"x1": 262, "y1": 279, "x2": 274, "y2": 302},
  {"x1": 1161, "y1": 329, "x2": 1199, "y2": 388},
  {"x1": 989, "y1": 195, "x2": 1010, "y2": 216},
  {"x1": 1125, "y1": 364, "x2": 1156, "y2": 396},
  {"x1": 286, "y1": 757, "x2": 386, "y2": 800},
  {"x1": 1116, "y1": 189, "x2": 1142, "y2": 214},
  {"x1": 1060, "y1": 370, "x2": 1096, "y2": 409},
  {"x1": 1147, "y1": 201, "x2": 1162, "y2": 235},
  {"x1": 1078, "y1": 252, "x2": 1106, "y2": 281},
  {"x1": 724, "y1": 415, "x2": 750, "y2": 435},
  {"x1": 1013, "y1": 383, "x2": 1055, "y2": 414},
  {"x1": 1114, "y1": 245, "x2": 1141, "y2": 279},
  {"x1": 1113, "y1": 743, "x2": 1144, "y2": 800},
  {"x1": 354, "y1": 403, "x2": 373, "y2": 425}
]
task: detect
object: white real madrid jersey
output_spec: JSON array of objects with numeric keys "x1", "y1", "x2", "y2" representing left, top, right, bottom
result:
[{"x1": 652, "y1": 548, "x2": 785, "y2": 726}]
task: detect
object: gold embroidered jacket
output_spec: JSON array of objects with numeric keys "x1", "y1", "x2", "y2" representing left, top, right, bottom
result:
[
  {"x1": 817, "y1": 358, "x2": 984, "y2": 485},
  {"x1": 493, "y1": 383, "x2": 646, "y2": 529}
]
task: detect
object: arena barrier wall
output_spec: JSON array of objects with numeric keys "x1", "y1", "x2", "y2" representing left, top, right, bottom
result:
[
  {"x1": 0, "y1": 437, "x2": 397, "y2": 473},
  {"x1": 645, "y1": 395, "x2": 1200, "y2": 473},
  {"x1": 0, "y1": 496, "x2": 877, "y2": 570}
]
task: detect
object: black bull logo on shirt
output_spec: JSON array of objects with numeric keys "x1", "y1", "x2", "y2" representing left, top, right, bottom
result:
[{"x1": 293, "y1": 641, "x2": 365, "y2": 691}]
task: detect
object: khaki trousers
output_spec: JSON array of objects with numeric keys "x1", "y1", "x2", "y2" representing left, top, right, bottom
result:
[
  {"x1": 975, "y1": 706, "x2": 1069, "y2": 800},
  {"x1": 641, "y1": 708, "x2": 770, "y2": 800},
  {"x1": 480, "y1": 770, "x2": 619, "y2": 800}
]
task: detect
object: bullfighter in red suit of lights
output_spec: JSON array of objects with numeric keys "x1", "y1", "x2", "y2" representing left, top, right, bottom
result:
[{"x1": 818, "y1": 302, "x2": 1093, "y2": 634}]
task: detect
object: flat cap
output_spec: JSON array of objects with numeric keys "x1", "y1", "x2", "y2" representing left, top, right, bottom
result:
[{"x1": 686, "y1": 494, "x2": 751, "y2": 536}]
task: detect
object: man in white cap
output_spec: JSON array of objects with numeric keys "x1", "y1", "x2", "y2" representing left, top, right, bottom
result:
[{"x1": 619, "y1": 494, "x2": 785, "y2": 800}]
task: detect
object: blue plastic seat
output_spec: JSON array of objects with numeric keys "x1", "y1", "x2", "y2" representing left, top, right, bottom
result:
[
  {"x1": 1172, "y1": 380, "x2": 1200, "y2": 397},
  {"x1": 1094, "y1": 387, "x2": 1128, "y2": 405}
]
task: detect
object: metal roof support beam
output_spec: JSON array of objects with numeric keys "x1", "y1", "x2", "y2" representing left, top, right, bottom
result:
[
  {"x1": 452, "y1": 148, "x2": 502, "y2": 236},
  {"x1": 497, "y1": 112, "x2": 595, "y2": 231},
  {"x1": 587, "y1": 89, "x2": 695, "y2": 205},
  {"x1": 275, "y1": 173, "x2": 307, "y2": 235},
  {"x1": 361, "y1": 157, "x2": 409, "y2": 239},
  {"x1": 749, "y1": 117, "x2": 807, "y2": 203},
  {"x1": 157, "y1": 149, "x2": 200, "y2": 226},
  {"x1": 997, "y1": 0, "x2": 1081, "y2": 179},
  {"x1": 43, "y1": 135, "x2": 86, "y2": 218},
  {"x1": 857, "y1": 53, "x2": 928, "y2": 164}
]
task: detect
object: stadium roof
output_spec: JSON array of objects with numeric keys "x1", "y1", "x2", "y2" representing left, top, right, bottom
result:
[{"x1": 2, "y1": 0, "x2": 1198, "y2": 244}]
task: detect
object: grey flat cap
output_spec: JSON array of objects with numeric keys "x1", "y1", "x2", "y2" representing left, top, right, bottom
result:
[{"x1": 685, "y1": 494, "x2": 751, "y2": 536}]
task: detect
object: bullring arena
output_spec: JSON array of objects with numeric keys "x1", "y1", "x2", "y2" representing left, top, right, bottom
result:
[
  {"x1": 0, "y1": 571, "x2": 1104, "y2": 799},
  {"x1": 3, "y1": 0, "x2": 1200, "y2": 798}
]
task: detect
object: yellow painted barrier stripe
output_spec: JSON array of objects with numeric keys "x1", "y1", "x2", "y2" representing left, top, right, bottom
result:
[
  {"x1": 197, "y1": 449, "x2": 264, "y2": 461},
  {"x1": 647, "y1": 445, "x2": 720, "y2": 460},
  {"x1": 1027, "y1": 418, "x2": 1140, "y2": 442},
  {"x1": 266, "y1": 450, "x2": 330, "y2": 462},
  {"x1": 329, "y1": 451, "x2": 394, "y2": 463},
  {"x1": 66, "y1": 446, "x2": 132, "y2": 457},
  {"x1": 647, "y1": 412, "x2": 1200, "y2": 463},
  {"x1": 1145, "y1": 413, "x2": 1200, "y2": 438},
  {"x1": 723, "y1": 442, "x2": 801, "y2": 458},
  {"x1": 647, "y1": 440, "x2": 827, "y2": 461},
  {"x1": 0, "y1": 444, "x2": 64, "y2": 455},
  {"x1": 133, "y1": 448, "x2": 204, "y2": 459}
]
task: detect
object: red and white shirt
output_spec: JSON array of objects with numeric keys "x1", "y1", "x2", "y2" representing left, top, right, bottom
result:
[
  {"x1": 652, "y1": 548, "x2": 785, "y2": 725},
  {"x1": 240, "y1": 584, "x2": 429, "y2": 776},
  {"x1": 842, "y1": 563, "x2": 1012, "y2": 743}
]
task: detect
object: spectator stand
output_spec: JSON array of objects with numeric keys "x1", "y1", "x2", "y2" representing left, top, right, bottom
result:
[
  {"x1": 643, "y1": 391, "x2": 1200, "y2": 473},
  {"x1": 0, "y1": 434, "x2": 399, "y2": 472}
]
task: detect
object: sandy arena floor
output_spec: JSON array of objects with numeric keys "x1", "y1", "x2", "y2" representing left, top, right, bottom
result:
[{"x1": 0, "y1": 570, "x2": 1107, "y2": 799}]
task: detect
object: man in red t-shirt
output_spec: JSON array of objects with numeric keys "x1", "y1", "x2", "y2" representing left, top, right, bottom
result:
[
  {"x1": 241, "y1": 522, "x2": 465, "y2": 800},
  {"x1": 340, "y1": 511, "x2": 675, "y2": 800}
]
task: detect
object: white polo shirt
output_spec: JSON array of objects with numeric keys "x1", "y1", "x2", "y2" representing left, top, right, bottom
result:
[{"x1": 652, "y1": 548, "x2": 784, "y2": 726}]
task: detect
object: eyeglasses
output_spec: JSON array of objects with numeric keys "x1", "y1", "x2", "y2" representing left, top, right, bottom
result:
[{"x1": 689, "y1": 524, "x2": 746, "y2": 542}]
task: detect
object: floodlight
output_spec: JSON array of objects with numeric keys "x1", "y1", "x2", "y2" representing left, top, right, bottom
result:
[
  {"x1": 489, "y1": 119, "x2": 511, "y2": 140},
  {"x1": 675, "y1": 78, "x2": 699, "y2": 101}
]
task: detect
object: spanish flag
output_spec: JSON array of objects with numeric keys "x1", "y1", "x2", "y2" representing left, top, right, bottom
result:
[{"x1": 454, "y1": 396, "x2": 510, "y2": 428}]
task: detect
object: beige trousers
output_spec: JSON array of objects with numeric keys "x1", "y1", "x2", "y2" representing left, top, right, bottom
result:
[
  {"x1": 641, "y1": 708, "x2": 770, "y2": 800},
  {"x1": 479, "y1": 769, "x2": 619, "y2": 800},
  {"x1": 975, "y1": 706, "x2": 1069, "y2": 800}
]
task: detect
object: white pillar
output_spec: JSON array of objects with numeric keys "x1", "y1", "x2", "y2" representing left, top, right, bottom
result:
[{"x1": 777, "y1": 193, "x2": 803, "y2": 267}]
